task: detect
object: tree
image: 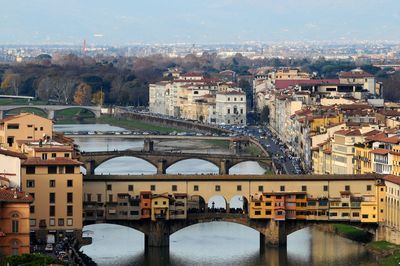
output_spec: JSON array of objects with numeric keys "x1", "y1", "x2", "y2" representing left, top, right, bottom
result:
[
  {"x1": 1, "y1": 73, "x2": 21, "y2": 95},
  {"x1": 74, "y1": 83, "x2": 92, "y2": 105},
  {"x1": 92, "y1": 90, "x2": 105, "y2": 106}
]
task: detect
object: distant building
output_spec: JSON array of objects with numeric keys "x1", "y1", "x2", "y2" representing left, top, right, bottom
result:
[
  {"x1": 216, "y1": 90, "x2": 247, "y2": 125},
  {"x1": 0, "y1": 113, "x2": 53, "y2": 151}
]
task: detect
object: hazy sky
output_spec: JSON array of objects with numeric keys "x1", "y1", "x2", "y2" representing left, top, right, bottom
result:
[{"x1": 1, "y1": 0, "x2": 400, "y2": 45}]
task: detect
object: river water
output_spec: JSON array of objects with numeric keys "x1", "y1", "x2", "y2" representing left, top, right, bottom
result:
[{"x1": 55, "y1": 124, "x2": 378, "y2": 266}]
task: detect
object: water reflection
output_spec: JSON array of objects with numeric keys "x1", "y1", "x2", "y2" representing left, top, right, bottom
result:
[{"x1": 81, "y1": 223, "x2": 375, "y2": 266}]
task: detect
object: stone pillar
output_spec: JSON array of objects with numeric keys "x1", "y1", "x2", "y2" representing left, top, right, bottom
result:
[
  {"x1": 219, "y1": 159, "x2": 229, "y2": 175},
  {"x1": 143, "y1": 139, "x2": 154, "y2": 152},
  {"x1": 144, "y1": 246, "x2": 170, "y2": 266},
  {"x1": 260, "y1": 220, "x2": 287, "y2": 247},
  {"x1": 48, "y1": 109, "x2": 55, "y2": 120},
  {"x1": 84, "y1": 161, "x2": 95, "y2": 175},
  {"x1": 157, "y1": 160, "x2": 166, "y2": 175},
  {"x1": 145, "y1": 221, "x2": 170, "y2": 248}
]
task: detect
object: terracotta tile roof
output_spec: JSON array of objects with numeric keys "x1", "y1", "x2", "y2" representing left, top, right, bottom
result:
[
  {"x1": 0, "y1": 113, "x2": 31, "y2": 123},
  {"x1": 380, "y1": 135, "x2": 400, "y2": 144},
  {"x1": 0, "y1": 149, "x2": 27, "y2": 159},
  {"x1": 363, "y1": 130, "x2": 383, "y2": 137},
  {"x1": 339, "y1": 70, "x2": 374, "y2": 78},
  {"x1": 365, "y1": 132, "x2": 387, "y2": 142},
  {"x1": 384, "y1": 175, "x2": 400, "y2": 186},
  {"x1": 181, "y1": 72, "x2": 203, "y2": 77},
  {"x1": 22, "y1": 157, "x2": 82, "y2": 166},
  {"x1": 34, "y1": 147, "x2": 73, "y2": 152},
  {"x1": 275, "y1": 79, "x2": 339, "y2": 90},
  {"x1": 334, "y1": 129, "x2": 362, "y2": 136},
  {"x1": 0, "y1": 188, "x2": 33, "y2": 203},
  {"x1": 370, "y1": 148, "x2": 391, "y2": 155}
]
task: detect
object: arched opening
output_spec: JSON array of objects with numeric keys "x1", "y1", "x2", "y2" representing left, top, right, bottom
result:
[
  {"x1": 95, "y1": 156, "x2": 157, "y2": 175},
  {"x1": 170, "y1": 222, "x2": 259, "y2": 265},
  {"x1": 187, "y1": 195, "x2": 206, "y2": 214},
  {"x1": 166, "y1": 159, "x2": 219, "y2": 174},
  {"x1": 207, "y1": 195, "x2": 227, "y2": 212},
  {"x1": 229, "y1": 161, "x2": 265, "y2": 175},
  {"x1": 80, "y1": 223, "x2": 145, "y2": 265},
  {"x1": 229, "y1": 195, "x2": 248, "y2": 214},
  {"x1": 55, "y1": 107, "x2": 96, "y2": 121},
  {"x1": 5, "y1": 107, "x2": 47, "y2": 118}
]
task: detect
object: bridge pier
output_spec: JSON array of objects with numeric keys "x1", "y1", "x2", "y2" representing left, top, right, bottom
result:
[
  {"x1": 219, "y1": 159, "x2": 230, "y2": 175},
  {"x1": 84, "y1": 161, "x2": 95, "y2": 175},
  {"x1": 157, "y1": 159, "x2": 166, "y2": 174},
  {"x1": 145, "y1": 221, "x2": 170, "y2": 248},
  {"x1": 47, "y1": 109, "x2": 55, "y2": 120},
  {"x1": 259, "y1": 220, "x2": 287, "y2": 247},
  {"x1": 143, "y1": 139, "x2": 154, "y2": 152}
]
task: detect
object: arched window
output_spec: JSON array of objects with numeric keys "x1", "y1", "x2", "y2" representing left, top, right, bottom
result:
[{"x1": 11, "y1": 213, "x2": 19, "y2": 233}]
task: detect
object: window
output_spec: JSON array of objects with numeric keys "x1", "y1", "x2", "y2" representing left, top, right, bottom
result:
[
  {"x1": 367, "y1": 185, "x2": 372, "y2": 191},
  {"x1": 97, "y1": 194, "x2": 102, "y2": 202},
  {"x1": 66, "y1": 166, "x2": 74, "y2": 174},
  {"x1": 26, "y1": 166, "x2": 35, "y2": 174},
  {"x1": 280, "y1": 186, "x2": 285, "y2": 192},
  {"x1": 345, "y1": 185, "x2": 350, "y2": 191},
  {"x1": 255, "y1": 211, "x2": 261, "y2": 215},
  {"x1": 155, "y1": 201, "x2": 158, "y2": 205},
  {"x1": 51, "y1": 153, "x2": 56, "y2": 158},
  {"x1": 128, "y1": 185, "x2": 134, "y2": 191},
  {"x1": 194, "y1": 185, "x2": 199, "y2": 191},
  {"x1": 302, "y1": 186, "x2": 307, "y2": 192},
  {"x1": 49, "y1": 206, "x2": 55, "y2": 217},
  {"x1": 49, "y1": 193, "x2": 55, "y2": 204},
  {"x1": 12, "y1": 220, "x2": 19, "y2": 233},
  {"x1": 40, "y1": 127, "x2": 43, "y2": 131},
  {"x1": 27, "y1": 124, "x2": 33, "y2": 128},
  {"x1": 353, "y1": 212, "x2": 360, "y2": 217},
  {"x1": 67, "y1": 206, "x2": 73, "y2": 216},
  {"x1": 58, "y1": 166, "x2": 65, "y2": 174},
  {"x1": 64, "y1": 153, "x2": 70, "y2": 158},
  {"x1": 227, "y1": 108, "x2": 230, "y2": 114},
  {"x1": 7, "y1": 136, "x2": 14, "y2": 147},
  {"x1": 108, "y1": 194, "x2": 113, "y2": 202},
  {"x1": 42, "y1": 153, "x2": 48, "y2": 160},
  {"x1": 215, "y1": 185, "x2": 221, "y2": 191},
  {"x1": 7, "y1": 124, "x2": 19, "y2": 129},
  {"x1": 30, "y1": 206, "x2": 35, "y2": 214},
  {"x1": 49, "y1": 218, "x2": 55, "y2": 226},
  {"x1": 48, "y1": 166, "x2": 57, "y2": 174},
  {"x1": 362, "y1": 214, "x2": 369, "y2": 219},
  {"x1": 265, "y1": 210, "x2": 272, "y2": 215},
  {"x1": 30, "y1": 219, "x2": 36, "y2": 226},
  {"x1": 67, "y1": 192, "x2": 73, "y2": 203},
  {"x1": 107, "y1": 184, "x2": 112, "y2": 191},
  {"x1": 58, "y1": 219, "x2": 64, "y2": 226},
  {"x1": 67, "y1": 218, "x2": 73, "y2": 226},
  {"x1": 26, "y1": 180, "x2": 35, "y2": 188},
  {"x1": 49, "y1": 180, "x2": 56, "y2": 188},
  {"x1": 67, "y1": 180, "x2": 73, "y2": 187},
  {"x1": 172, "y1": 185, "x2": 177, "y2": 191},
  {"x1": 150, "y1": 185, "x2": 156, "y2": 191},
  {"x1": 323, "y1": 185, "x2": 328, "y2": 191},
  {"x1": 237, "y1": 185, "x2": 242, "y2": 191},
  {"x1": 258, "y1": 186, "x2": 263, "y2": 192}
]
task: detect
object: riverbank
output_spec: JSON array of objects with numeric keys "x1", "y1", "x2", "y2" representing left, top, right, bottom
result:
[
  {"x1": 366, "y1": 241, "x2": 400, "y2": 265},
  {"x1": 333, "y1": 224, "x2": 373, "y2": 243}
]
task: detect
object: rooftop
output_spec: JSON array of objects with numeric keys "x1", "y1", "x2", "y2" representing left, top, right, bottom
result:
[{"x1": 22, "y1": 157, "x2": 82, "y2": 166}]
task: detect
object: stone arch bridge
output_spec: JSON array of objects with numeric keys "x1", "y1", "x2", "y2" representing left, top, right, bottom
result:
[
  {"x1": 82, "y1": 174, "x2": 382, "y2": 249},
  {"x1": 0, "y1": 105, "x2": 101, "y2": 119},
  {"x1": 79, "y1": 150, "x2": 272, "y2": 175}
]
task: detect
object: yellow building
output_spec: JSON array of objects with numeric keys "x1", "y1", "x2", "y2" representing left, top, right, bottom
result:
[
  {"x1": 151, "y1": 194, "x2": 170, "y2": 221},
  {"x1": 384, "y1": 175, "x2": 399, "y2": 231},
  {"x1": 354, "y1": 142, "x2": 373, "y2": 174},
  {"x1": 21, "y1": 151, "x2": 83, "y2": 242},
  {"x1": 0, "y1": 188, "x2": 33, "y2": 256},
  {"x1": 0, "y1": 113, "x2": 53, "y2": 151}
]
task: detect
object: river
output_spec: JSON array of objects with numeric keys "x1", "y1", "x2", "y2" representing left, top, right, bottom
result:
[{"x1": 55, "y1": 124, "x2": 377, "y2": 266}]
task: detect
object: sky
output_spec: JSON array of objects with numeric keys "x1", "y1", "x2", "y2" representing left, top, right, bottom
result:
[{"x1": 1, "y1": 0, "x2": 400, "y2": 45}]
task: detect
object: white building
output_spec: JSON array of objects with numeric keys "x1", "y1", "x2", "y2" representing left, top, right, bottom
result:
[
  {"x1": 0, "y1": 149, "x2": 26, "y2": 188},
  {"x1": 216, "y1": 90, "x2": 247, "y2": 125}
]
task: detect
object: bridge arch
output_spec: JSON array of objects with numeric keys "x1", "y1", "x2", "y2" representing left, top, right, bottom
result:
[
  {"x1": 207, "y1": 195, "x2": 228, "y2": 211},
  {"x1": 4, "y1": 107, "x2": 48, "y2": 118},
  {"x1": 90, "y1": 155, "x2": 158, "y2": 174},
  {"x1": 228, "y1": 161, "x2": 265, "y2": 175},
  {"x1": 54, "y1": 107, "x2": 97, "y2": 120},
  {"x1": 166, "y1": 158, "x2": 219, "y2": 174},
  {"x1": 229, "y1": 195, "x2": 249, "y2": 214}
]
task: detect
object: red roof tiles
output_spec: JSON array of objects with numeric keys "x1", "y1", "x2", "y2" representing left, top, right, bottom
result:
[
  {"x1": 384, "y1": 175, "x2": 400, "y2": 186},
  {"x1": 22, "y1": 157, "x2": 82, "y2": 166}
]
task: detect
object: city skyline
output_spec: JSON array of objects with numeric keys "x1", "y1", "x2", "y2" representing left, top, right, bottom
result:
[{"x1": 1, "y1": 0, "x2": 400, "y2": 45}]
